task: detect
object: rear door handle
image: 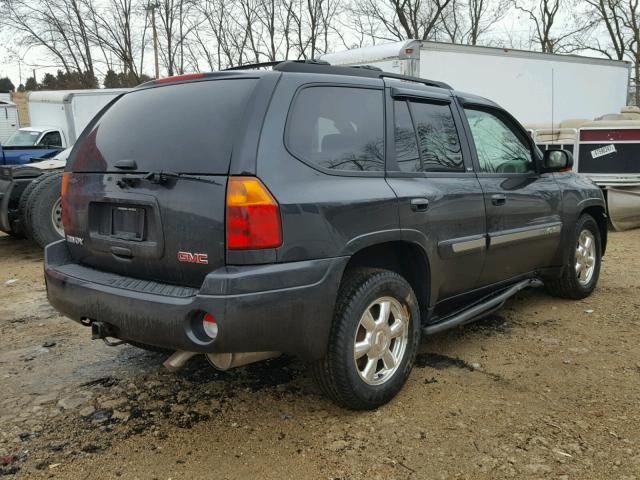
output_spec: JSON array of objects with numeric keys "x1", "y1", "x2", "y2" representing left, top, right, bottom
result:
[
  {"x1": 491, "y1": 194, "x2": 507, "y2": 206},
  {"x1": 410, "y1": 198, "x2": 429, "y2": 212}
]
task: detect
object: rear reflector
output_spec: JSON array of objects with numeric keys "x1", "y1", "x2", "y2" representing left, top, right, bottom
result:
[
  {"x1": 226, "y1": 177, "x2": 282, "y2": 250},
  {"x1": 153, "y1": 73, "x2": 205, "y2": 84},
  {"x1": 202, "y1": 313, "x2": 218, "y2": 339},
  {"x1": 60, "y1": 172, "x2": 71, "y2": 233}
]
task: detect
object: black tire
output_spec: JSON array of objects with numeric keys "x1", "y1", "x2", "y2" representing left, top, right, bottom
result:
[
  {"x1": 18, "y1": 173, "x2": 49, "y2": 240},
  {"x1": 312, "y1": 268, "x2": 421, "y2": 410},
  {"x1": 24, "y1": 172, "x2": 64, "y2": 249},
  {"x1": 546, "y1": 214, "x2": 602, "y2": 299}
]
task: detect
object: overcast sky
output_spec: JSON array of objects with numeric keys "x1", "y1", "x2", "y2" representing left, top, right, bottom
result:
[{"x1": 0, "y1": 5, "x2": 613, "y2": 87}]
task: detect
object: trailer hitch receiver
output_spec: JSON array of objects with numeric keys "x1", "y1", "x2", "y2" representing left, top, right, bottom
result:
[{"x1": 91, "y1": 321, "x2": 124, "y2": 346}]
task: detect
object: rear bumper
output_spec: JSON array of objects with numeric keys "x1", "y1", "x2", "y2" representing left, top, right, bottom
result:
[{"x1": 44, "y1": 240, "x2": 348, "y2": 360}]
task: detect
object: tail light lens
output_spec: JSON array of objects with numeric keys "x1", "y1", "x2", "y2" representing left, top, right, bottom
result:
[
  {"x1": 226, "y1": 176, "x2": 282, "y2": 250},
  {"x1": 202, "y1": 312, "x2": 218, "y2": 339},
  {"x1": 60, "y1": 172, "x2": 71, "y2": 233}
]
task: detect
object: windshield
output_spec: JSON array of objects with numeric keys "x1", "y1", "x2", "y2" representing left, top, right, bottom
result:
[{"x1": 4, "y1": 130, "x2": 41, "y2": 147}]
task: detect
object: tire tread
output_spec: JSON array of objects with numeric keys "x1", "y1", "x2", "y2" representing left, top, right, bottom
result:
[
  {"x1": 546, "y1": 214, "x2": 601, "y2": 300},
  {"x1": 312, "y1": 268, "x2": 420, "y2": 410}
]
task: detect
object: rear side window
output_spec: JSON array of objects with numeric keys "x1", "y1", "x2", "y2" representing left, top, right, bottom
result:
[
  {"x1": 69, "y1": 79, "x2": 257, "y2": 174},
  {"x1": 393, "y1": 99, "x2": 464, "y2": 173},
  {"x1": 286, "y1": 86, "x2": 384, "y2": 172},
  {"x1": 393, "y1": 100, "x2": 420, "y2": 171}
]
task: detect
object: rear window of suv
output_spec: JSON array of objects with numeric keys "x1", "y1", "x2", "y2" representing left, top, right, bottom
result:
[
  {"x1": 69, "y1": 79, "x2": 257, "y2": 174},
  {"x1": 286, "y1": 86, "x2": 384, "y2": 172}
]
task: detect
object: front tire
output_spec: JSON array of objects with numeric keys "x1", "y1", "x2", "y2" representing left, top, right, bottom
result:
[
  {"x1": 313, "y1": 268, "x2": 421, "y2": 410},
  {"x1": 546, "y1": 214, "x2": 602, "y2": 299}
]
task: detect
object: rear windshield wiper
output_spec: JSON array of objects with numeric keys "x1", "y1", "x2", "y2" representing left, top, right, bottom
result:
[
  {"x1": 144, "y1": 171, "x2": 222, "y2": 186},
  {"x1": 116, "y1": 171, "x2": 222, "y2": 189}
]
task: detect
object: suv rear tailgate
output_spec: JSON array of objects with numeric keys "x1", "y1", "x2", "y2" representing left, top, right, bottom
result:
[{"x1": 63, "y1": 77, "x2": 259, "y2": 287}]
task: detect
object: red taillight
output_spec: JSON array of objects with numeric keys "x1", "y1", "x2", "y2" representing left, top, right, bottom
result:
[
  {"x1": 153, "y1": 73, "x2": 204, "y2": 84},
  {"x1": 226, "y1": 177, "x2": 282, "y2": 250},
  {"x1": 61, "y1": 172, "x2": 71, "y2": 233}
]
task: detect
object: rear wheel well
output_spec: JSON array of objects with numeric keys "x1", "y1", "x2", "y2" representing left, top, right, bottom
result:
[
  {"x1": 582, "y1": 205, "x2": 607, "y2": 255},
  {"x1": 341, "y1": 242, "x2": 430, "y2": 321}
]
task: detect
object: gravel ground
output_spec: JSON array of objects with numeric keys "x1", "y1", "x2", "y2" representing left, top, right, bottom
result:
[{"x1": 0, "y1": 230, "x2": 639, "y2": 479}]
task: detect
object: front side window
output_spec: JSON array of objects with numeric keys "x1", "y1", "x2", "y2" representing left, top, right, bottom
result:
[
  {"x1": 465, "y1": 109, "x2": 534, "y2": 174},
  {"x1": 39, "y1": 131, "x2": 62, "y2": 147},
  {"x1": 287, "y1": 86, "x2": 384, "y2": 172},
  {"x1": 393, "y1": 99, "x2": 464, "y2": 173}
]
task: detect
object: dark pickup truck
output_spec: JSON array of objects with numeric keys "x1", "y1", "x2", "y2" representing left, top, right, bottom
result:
[{"x1": 45, "y1": 62, "x2": 607, "y2": 410}]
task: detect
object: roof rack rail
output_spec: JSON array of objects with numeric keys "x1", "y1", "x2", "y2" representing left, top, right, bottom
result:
[
  {"x1": 224, "y1": 59, "x2": 452, "y2": 90},
  {"x1": 378, "y1": 72, "x2": 452, "y2": 90},
  {"x1": 225, "y1": 59, "x2": 329, "y2": 71},
  {"x1": 351, "y1": 65, "x2": 383, "y2": 72},
  {"x1": 225, "y1": 61, "x2": 284, "y2": 71}
]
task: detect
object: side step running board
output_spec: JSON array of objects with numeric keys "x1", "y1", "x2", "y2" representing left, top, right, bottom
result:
[{"x1": 423, "y1": 279, "x2": 539, "y2": 336}]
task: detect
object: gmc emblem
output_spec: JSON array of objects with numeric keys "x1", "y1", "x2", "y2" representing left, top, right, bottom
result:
[{"x1": 177, "y1": 251, "x2": 209, "y2": 265}]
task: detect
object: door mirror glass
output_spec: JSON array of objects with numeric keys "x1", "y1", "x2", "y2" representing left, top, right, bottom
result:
[{"x1": 543, "y1": 149, "x2": 573, "y2": 172}]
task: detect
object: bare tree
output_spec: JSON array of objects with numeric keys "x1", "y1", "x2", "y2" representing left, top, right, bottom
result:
[
  {"x1": 620, "y1": 0, "x2": 640, "y2": 103},
  {"x1": 349, "y1": 0, "x2": 452, "y2": 42},
  {"x1": 583, "y1": 0, "x2": 627, "y2": 59},
  {"x1": 156, "y1": 0, "x2": 197, "y2": 75},
  {"x1": 285, "y1": 0, "x2": 340, "y2": 59},
  {"x1": 514, "y1": 0, "x2": 593, "y2": 53},
  {"x1": 442, "y1": 0, "x2": 510, "y2": 45},
  {"x1": 0, "y1": 0, "x2": 96, "y2": 84},
  {"x1": 85, "y1": 0, "x2": 150, "y2": 82}
]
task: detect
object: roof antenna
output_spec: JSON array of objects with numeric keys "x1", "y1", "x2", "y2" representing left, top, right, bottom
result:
[{"x1": 551, "y1": 67, "x2": 555, "y2": 148}]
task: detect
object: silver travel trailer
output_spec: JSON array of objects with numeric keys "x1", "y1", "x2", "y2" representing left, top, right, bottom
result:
[{"x1": 528, "y1": 109, "x2": 640, "y2": 231}]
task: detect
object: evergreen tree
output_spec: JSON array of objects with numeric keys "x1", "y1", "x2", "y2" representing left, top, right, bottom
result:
[
  {"x1": 24, "y1": 77, "x2": 38, "y2": 91},
  {"x1": 0, "y1": 77, "x2": 15, "y2": 92}
]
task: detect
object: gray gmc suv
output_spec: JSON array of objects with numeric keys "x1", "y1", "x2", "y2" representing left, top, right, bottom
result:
[{"x1": 45, "y1": 61, "x2": 607, "y2": 409}]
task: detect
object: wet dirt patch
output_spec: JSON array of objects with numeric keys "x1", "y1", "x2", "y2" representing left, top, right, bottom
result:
[
  {"x1": 415, "y1": 352, "x2": 475, "y2": 370},
  {"x1": 464, "y1": 313, "x2": 512, "y2": 336}
]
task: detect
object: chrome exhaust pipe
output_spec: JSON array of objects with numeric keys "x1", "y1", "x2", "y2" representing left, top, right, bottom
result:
[
  {"x1": 206, "y1": 351, "x2": 280, "y2": 370},
  {"x1": 163, "y1": 350, "x2": 198, "y2": 372}
]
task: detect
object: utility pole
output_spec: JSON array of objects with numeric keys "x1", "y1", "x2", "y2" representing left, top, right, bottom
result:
[{"x1": 146, "y1": 1, "x2": 161, "y2": 79}]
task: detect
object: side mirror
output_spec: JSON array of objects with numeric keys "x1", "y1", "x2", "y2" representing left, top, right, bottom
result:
[{"x1": 543, "y1": 149, "x2": 573, "y2": 172}]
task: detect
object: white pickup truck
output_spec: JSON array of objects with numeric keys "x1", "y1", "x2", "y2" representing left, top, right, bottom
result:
[{"x1": 0, "y1": 89, "x2": 129, "y2": 247}]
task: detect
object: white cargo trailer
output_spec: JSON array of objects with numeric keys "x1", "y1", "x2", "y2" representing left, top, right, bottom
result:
[
  {"x1": 0, "y1": 99, "x2": 19, "y2": 143},
  {"x1": 27, "y1": 89, "x2": 129, "y2": 147},
  {"x1": 320, "y1": 40, "x2": 631, "y2": 125}
]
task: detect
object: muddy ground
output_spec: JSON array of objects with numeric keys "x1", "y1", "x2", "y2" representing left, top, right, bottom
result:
[{"x1": 0, "y1": 231, "x2": 639, "y2": 479}]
